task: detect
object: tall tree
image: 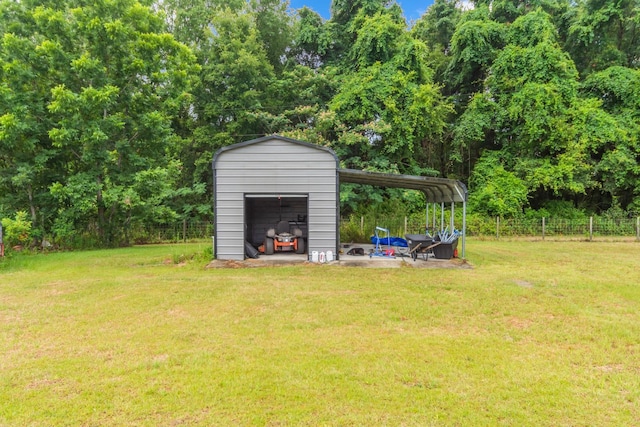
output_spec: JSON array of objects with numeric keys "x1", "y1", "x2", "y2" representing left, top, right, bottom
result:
[
  {"x1": 581, "y1": 66, "x2": 640, "y2": 210},
  {"x1": 445, "y1": 6, "x2": 506, "y2": 99},
  {"x1": 411, "y1": 0, "x2": 462, "y2": 84},
  {"x1": 249, "y1": 0, "x2": 294, "y2": 72},
  {"x1": 0, "y1": 0, "x2": 198, "y2": 246},
  {"x1": 567, "y1": 0, "x2": 640, "y2": 75},
  {"x1": 289, "y1": 6, "x2": 334, "y2": 68},
  {"x1": 454, "y1": 9, "x2": 628, "y2": 213},
  {"x1": 328, "y1": 0, "x2": 405, "y2": 67},
  {"x1": 0, "y1": 2, "x2": 54, "y2": 228},
  {"x1": 329, "y1": 6, "x2": 452, "y2": 176}
]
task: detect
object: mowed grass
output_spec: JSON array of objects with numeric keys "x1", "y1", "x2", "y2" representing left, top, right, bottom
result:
[{"x1": 1, "y1": 240, "x2": 639, "y2": 426}]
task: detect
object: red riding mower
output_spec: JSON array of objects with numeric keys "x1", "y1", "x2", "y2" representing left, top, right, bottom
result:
[{"x1": 260, "y1": 220, "x2": 305, "y2": 255}]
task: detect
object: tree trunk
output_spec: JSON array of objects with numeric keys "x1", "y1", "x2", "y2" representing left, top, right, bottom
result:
[
  {"x1": 27, "y1": 184, "x2": 37, "y2": 225},
  {"x1": 96, "y1": 175, "x2": 105, "y2": 241}
]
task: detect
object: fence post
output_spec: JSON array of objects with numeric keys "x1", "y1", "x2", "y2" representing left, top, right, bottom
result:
[
  {"x1": 183, "y1": 219, "x2": 187, "y2": 243},
  {"x1": 404, "y1": 216, "x2": 408, "y2": 235},
  {"x1": 637, "y1": 217, "x2": 639, "y2": 241},
  {"x1": 542, "y1": 217, "x2": 545, "y2": 240},
  {"x1": 496, "y1": 216, "x2": 500, "y2": 239},
  {"x1": 589, "y1": 216, "x2": 593, "y2": 241},
  {"x1": 360, "y1": 216, "x2": 364, "y2": 233}
]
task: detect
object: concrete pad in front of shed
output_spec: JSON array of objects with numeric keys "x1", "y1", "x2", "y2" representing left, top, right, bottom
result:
[{"x1": 206, "y1": 244, "x2": 471, "y2": 269}]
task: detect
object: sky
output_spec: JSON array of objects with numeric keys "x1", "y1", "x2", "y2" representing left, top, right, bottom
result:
[{"x1": 288, "y1": 0, "x2": 436, "y2": 22}]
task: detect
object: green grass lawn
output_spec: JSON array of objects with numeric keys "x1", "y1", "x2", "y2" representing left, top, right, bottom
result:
[{"x1": 1, "y1": 240, "x2": 639, "y2": 426}]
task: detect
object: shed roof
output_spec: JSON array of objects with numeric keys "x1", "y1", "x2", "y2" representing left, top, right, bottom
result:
[
  {"x1": 213, "y1": 135, "x2": 339, "y2": 167},
  {"x1": 339, "y1": 169, "x2": 467, "y2": 204}
]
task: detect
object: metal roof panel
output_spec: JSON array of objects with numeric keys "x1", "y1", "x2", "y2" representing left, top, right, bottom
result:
[{"x1": 339, "y1": 169, "x2": 467, "y2": 203}]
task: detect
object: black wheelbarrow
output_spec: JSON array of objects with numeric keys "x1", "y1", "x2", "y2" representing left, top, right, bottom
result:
[{"x1": 405, "y1": 234, "x2": 442, "y2": 261}]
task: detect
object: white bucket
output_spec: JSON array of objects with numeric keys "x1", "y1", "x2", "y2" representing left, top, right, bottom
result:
[
  {"x1": 311, "y1": 251, "x2": 319, "y2": 262},
  {"x1": 319, "y1": 252, "x2": 326, "y2": 263},
  {"x1": 326, "y1": 250, "x2": 334, "y2": 262}
]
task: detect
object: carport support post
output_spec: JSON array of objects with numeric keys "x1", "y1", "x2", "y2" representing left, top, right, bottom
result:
[
  {"x1": 432, "y1": 203, "x2": 436, "y2": 231},
  {"x1": 450, "y1": 202, "x2": 454, "y2": 233},
  {"x1": 461, "y1": 201, "x2": 466, "y2": 258},
  {"x1": 425, "y1": 204, "x2": 429, "y2": 234}
]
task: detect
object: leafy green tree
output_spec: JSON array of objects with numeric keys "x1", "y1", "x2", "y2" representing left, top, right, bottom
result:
[
  {"x1": 249, "y1": 0, "x2": 293, "y2": 72},
  {"x1": 566, "y1": 0, "x2": 639, "y2": 75},
  {"x1": 582, "y1": 65, "x2": 640, "y2": 115},
  {"x1": 507, "y1": 7, "x2": 558, "y2": 46},
  {"x1": 289, "y1": 7, "x2": 334, "y2": 68},
  {"x1": 468, "y1": 152, "x2": 529, "y2": 217},
  {"x1": 0, "y1": 1, "x2": 67, "y2": 233},
  {"x1": 154, "y1": 0, "x2": 243, "y2": 48},
  {"x1": 329, "y1": 13, "x2": 452, "y2": 175},
  {"x1": 328, "y1": 0, "x2": 405, "y2": 67},
  {"x1": 581, "y1": 66, "x2": 640, "y2": 211},
  {"x1": 1, "y1": 0, "x2": 198, "y2": 246},
  {"x1": 445, "y1": 6, "x2": 506, "y2": 98},
  {"x1": 349, "y1": 11, "x2": 404, "y2": 67},
  {"x1": 453, "y1": 9, "x2": 629, "y2": 213},
  {"x1": 191, "y1": 7, "x2": 276, "y2": 160},
  {"x1": 411, "y1": 0, "x2": 461, "y2": 83},
  {"x1": 474, "y1": 0, "x2": 571, "y2": 24}
]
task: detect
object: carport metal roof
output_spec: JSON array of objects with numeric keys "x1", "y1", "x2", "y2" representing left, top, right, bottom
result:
[
  {"x1": 339, "y1": 168, "x2": 468, "y2": 258},
  {"x1": 339, "y1": 169, "x2": 467, "y2": 203}
]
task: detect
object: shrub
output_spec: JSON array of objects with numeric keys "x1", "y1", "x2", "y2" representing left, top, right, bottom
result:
[{"x1": 1, "y1": 211, "x2": 33, "y2": 248}]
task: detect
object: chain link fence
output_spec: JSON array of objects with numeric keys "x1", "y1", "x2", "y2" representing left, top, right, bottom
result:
[
  {"x1": 126, "y1": 216, "x2": 640, "y2": 246},
  {"x1": 128, "y1": 221, "x2": 214, "y2": 244},
  {"x1": 340, "y1": 215, "x2": 640, "y2": 242},
  {"x1": 480, "y1": 216, "x2": 640, "y2": 240}
]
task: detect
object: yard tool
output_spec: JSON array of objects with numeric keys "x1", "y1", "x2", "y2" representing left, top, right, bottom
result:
[
  {"x1": 370, "y1": 226, "x2": 395, "y2": 258},
  {"x1": 405, "y1": 233, "x2": 441, "y2": 261},
  {"x1": 437, "y1": 227, "x2": 460, "y2": 244}
]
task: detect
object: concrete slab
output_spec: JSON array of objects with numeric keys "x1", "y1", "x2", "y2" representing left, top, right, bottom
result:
[{"x1": 207, "y1": 243, "x2": 471, "y2": 269}]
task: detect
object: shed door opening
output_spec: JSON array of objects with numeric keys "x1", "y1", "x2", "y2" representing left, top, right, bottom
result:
[{"x1": 244, "y1": 194, "x2": 309, "y2": 248}]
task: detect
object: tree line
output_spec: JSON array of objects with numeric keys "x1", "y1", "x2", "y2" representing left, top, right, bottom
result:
[{"x1": 0, "y1": 0, "x2": 638, "y2": 247}]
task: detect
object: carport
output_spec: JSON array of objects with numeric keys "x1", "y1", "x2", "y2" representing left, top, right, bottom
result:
[
  {"x1": 213, "y1": 135, "x2": 467, "y2": 261},
  {"x1": 338, "y1": 169, "x2": 468, "y2": 258}
]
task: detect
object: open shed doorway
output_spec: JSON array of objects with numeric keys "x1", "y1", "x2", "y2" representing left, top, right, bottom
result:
[{"x1": 244, "y1": 194, "x2": 309, "y2": 251}]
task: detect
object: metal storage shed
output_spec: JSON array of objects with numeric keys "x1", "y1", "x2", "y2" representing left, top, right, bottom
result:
[
  {"x1": 213, "y1": 135, "x2": 467, "y2": 261},
  {"x1": 213, "y1": 135, "x2": 340, "y2": 261}
]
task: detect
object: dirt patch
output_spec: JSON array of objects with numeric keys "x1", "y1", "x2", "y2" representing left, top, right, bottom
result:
[{"x1": 514, "y1": 279, "x2": 534, "y2": 288}]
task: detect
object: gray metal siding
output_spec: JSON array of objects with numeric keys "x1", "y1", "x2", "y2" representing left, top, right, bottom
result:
[
  {"x1": 214, "y1": 193, "x2": 246, "y2": 260},
  {"x1": 214, "y1": 138, "x2": 338, "y2": 260}
]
